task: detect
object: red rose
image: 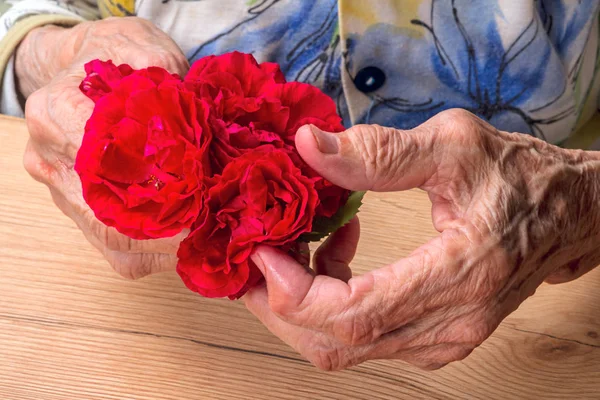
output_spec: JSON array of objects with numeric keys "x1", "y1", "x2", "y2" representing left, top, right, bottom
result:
[
  {"x1": 177, "y1": 148, "x2": 319, "y2": 298},
  {"x1": 262, "y1": 82, "x2": 350, "y2": 216},
  {"x1": 75, "y1": 61, "x2": 212, "y2": 239},
  {"x1": 184, "y1": 51, "x2": 286, "y2": 101},
  {"x1": 183, "y1": 52, "x2": 344, "y2": 164},
  {"x1": 176, "y1": 209, "x2": 263, "y2": 300},
  {"x1": 183, "y1": 52, "x2": 289, "y2": 171},
  {"x1": 79, "y1": 59, "x2": 183, "y2": 102},
  {"x1": 77, "y1": 55, "x2": 359, "y2": 300},
  {"x1": 80, "y1": 60, "x2": 134, "y2": 101},
  {"x1": 184, "y1": 52, "x2": 349, "y2": 217},
  {"x1": 262, "y1": 81, "x2": 346, "y2": 138}
]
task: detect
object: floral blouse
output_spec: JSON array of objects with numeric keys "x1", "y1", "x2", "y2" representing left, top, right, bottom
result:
[{"x1": 1, "y1": 0, "x2": 600, "y2": 147}]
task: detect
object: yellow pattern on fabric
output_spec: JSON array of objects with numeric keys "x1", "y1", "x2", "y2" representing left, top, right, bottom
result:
[
  {"x1": 98, "y1": 0, "x2": 134, "y2": 18},
  {"x1": 339, "y1": 0, "x2": 425, "y2": 36}
]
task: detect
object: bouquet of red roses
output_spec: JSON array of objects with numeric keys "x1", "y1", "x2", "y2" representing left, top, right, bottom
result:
[{"x1": 75, "y1": 52, "x2": 362, "y2": 299}]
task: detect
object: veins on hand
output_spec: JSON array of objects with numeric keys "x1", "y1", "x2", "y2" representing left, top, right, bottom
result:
[{"x1": 478, "y1": 133, "x2": 600, "y2": 302}]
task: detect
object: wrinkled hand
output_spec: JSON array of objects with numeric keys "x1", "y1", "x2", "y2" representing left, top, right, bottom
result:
[
  {"x1": 20, "y1": 17, "x2": 189, "y2": 279},
  {"x1": 244, "y1": 109, "x2": 600, "y2": 371}
]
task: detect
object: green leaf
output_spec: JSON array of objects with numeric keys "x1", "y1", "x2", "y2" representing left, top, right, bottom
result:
[{"x1": 299, "y1": 191, "x2": 366, "y2": 242}]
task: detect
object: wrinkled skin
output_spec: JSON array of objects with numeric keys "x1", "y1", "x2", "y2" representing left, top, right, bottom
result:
[
  {"x1": 17, "y1": 17, "x2": 600, "y2": 372},
  {"x1": 19, "y1": 17, "x2": 190, "y2": 279},
  {"x1": 244, "y1": 109, "x2": 600, "y2": 371}
]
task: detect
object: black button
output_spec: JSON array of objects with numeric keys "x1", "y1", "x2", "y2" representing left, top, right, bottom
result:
[{"x1": 353, "y1": 66, "x2": 386, "y2": 93}]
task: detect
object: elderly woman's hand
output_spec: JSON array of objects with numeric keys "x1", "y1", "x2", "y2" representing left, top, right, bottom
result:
[
  {"x1": 19, "y1": 17, "x2": 189, "y2": 279},
  {"x1": 244, "y1": 109, "x2": 600, "y2": 371}
]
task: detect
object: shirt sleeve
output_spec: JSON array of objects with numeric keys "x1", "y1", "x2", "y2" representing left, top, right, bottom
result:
[{"x1": 0, "y1": 0, "x2": 99, "y2": 116}]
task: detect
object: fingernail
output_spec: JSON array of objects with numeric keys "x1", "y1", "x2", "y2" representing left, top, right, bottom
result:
[{"x1": 310, "y1": 125, "x2": 339, "y2": 154}]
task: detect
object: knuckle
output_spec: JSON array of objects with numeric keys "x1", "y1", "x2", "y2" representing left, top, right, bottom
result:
[
  {"x1": 427, "y1": 109, "x2": 505, "y2": 167},
  {"x1": 464, "y1": 324, "x2": 492, "y2": 345},
  {"x1": 347, "y1": 124, "x2": 409, "y2": 186},
  {"x1": 22, "y1": 148, "x2": 36, "y2": 176},
  {"x1": 309, "y1": 348, "x2": 345, "y2": 372},
  {"x1": 267, "y1": 289, "x2": 310, "y2": 320},
  {"x1": 115, "y1": 16, "x2": 140, "y2": 24},
  {"x1": 438, "y1": 345, "x2": 475, "y2": 366},
  {"x1": 26, "y1": 85, "x2": 85, "y2": 165},
  {"x1": 106, "y1": 38, "x2": 134, "y2": 59},
  {"x1": 107, "y1": 252, "x2": 150, "y2": 280},
  {"x1": 450, "y1": 320, "x2": 492, "y2": 346},
  {"x1": 412, "y1": 344, "x2": 474, "y2": 371},
  {"x1": 431, "y1": 108, "x2": 489, "y2": 145},
  {"x1": 269, "y1": 297, "x2": 297, "y2": 319},
  {"x1": 100, "y1": 16, "x2": 121, "y2": 24},
  {"x1": 123, "y1": 16, "x2": 154, "y2": 29},
  {"x1": 47, "y1": 83, "x2": 90, "y2": 133},
  {"x1": 100, "y1": 16, "x2": 151, "y2": 34},
  {"x1": 146, "y1": 52, "x2": 173, "y2": 68},
  {"x1": 86, "y1": 209, "x2": 134, "y2": 254},
  {"x1": 434, "y1": 108, "x2": 477, "y2": 130},
  {"x1": 100, "y1": 225, "x2": 134, "y2": 253},
  {"x1": 74, "y1": 20, "x2": 94, "y2": 33},
  {"x1": 25, "y1": 89, "x2": 48, "y2": 139},
  {"x1": 146, "y1": 51, "x2": 188, "y2": 74},
  {"x1": 452, "y1": 346, "x2": 475, "y2": 362},
  {"x1": 23, "y1": 145, "x2": 50, "y2": 183},
  {"x1": 335, "y1": 314, "x2": 378, "y2": 346},
  {"x1": 419, "y1": 361, "x2": 449, "y2": 371}
]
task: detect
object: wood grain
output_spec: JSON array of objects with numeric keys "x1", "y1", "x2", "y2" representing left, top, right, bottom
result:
[{"x1": 0, "y1": 115, "x2": 598, "y2": 399}]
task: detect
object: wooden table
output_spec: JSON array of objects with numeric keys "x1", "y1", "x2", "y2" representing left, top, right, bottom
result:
[{"x1": 0, "y1": 115, "x2": 598, "y2": 400}]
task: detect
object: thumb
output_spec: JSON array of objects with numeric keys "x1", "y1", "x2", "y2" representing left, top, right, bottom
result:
[
  {"x1": 250, "y1": 246, "x2": 316, "y2": 316},
  {"x1": 295, "y1": 123, "x2": 438, "y2": 192}
]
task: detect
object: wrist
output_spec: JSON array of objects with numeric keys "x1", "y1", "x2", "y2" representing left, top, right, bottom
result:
[
  {"x1": 15, "y1": 25, "x2": 72, "y2": 98},
  {"x1": 539, "y1": 147, "x2": 600, "y2": 279}
]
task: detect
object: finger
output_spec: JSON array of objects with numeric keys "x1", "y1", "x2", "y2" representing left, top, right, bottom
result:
[
  {"x1": 25, "y1": 73, "x2": 93, "y2": 164},
  {"x1": 71, "y1": 42, "x2": 189, "y2": 77},
  {"x1": 344, "y1": 228, "x2": 477, "y2": 344},
  {"x1": 105, "y1": 250, "x2": 178, "y2": 280},
  {"x1": 244, "y1": 283, "x2": 308, "y2": 345},
  {"x1": 295, "y1": 109, "x2": 485, "y2": 192},
  {"x1": 244, "y1": 285, "x2": 374, "y2": 371},
  {"x1": 50, "y1": 187, "x2": 178, "y2": 278},
  {"x1": 252, "y1": 228, "x2": 473, "y2": 342},
  {"x1": 294, "y1": 123, "x2": 434, "y2": 192},
  {"x1": 248, "y1": 234, "x2": 479, "y2": 371},
  {"x1": 250, "y1": 246, "x2": 316, "y2": 315},
  {"x1": 23, "y1": 140, "x2": 55, "y2": 185},
  {"x1": 313, "y1": 217, "x2": 360, "y2": 282},
  {"x1": 49, "y1": 185, "x2": 185, "y2": 255},
  {"x1": 250, "y1": 245, "x2": 351, "y2": 323}
]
